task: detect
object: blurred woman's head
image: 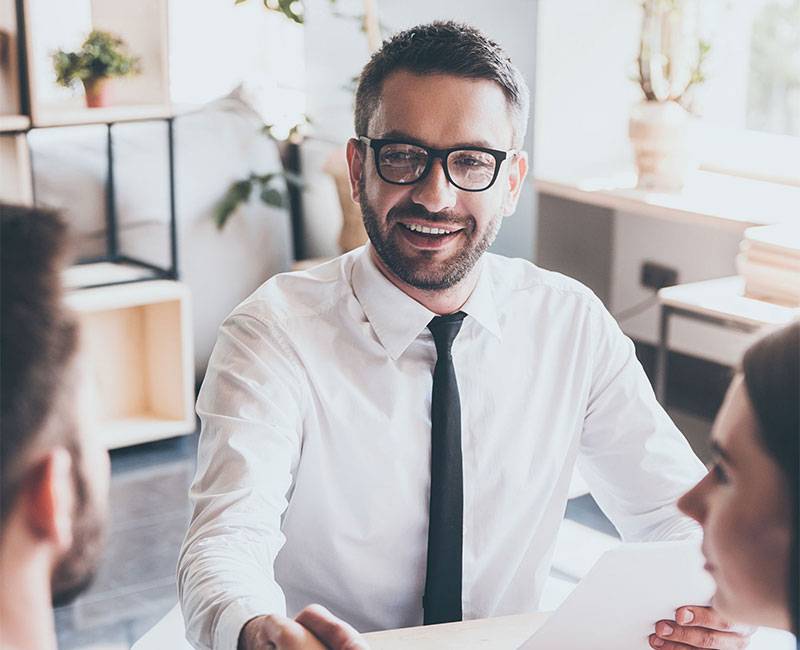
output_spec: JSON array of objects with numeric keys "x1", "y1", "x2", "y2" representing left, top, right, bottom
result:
[{"x1": 678, "y1": 321, "x2": 799, "y2": 633}]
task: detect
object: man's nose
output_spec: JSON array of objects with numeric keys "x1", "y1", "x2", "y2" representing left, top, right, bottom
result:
[{"x1": 411, "y1": 158, "x2": 458, "y2": 214}]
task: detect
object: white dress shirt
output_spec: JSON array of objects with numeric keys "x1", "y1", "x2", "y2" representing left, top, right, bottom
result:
[{"x1": 178, "y1": 245, "x2": 706, "y2": 650}]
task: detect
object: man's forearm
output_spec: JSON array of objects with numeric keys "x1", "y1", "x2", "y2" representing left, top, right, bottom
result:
[{"x1": 178, "y1": 535, "x2": 287, "y2": 650}]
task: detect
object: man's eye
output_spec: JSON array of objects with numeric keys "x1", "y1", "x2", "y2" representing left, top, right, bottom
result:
[
  {"x1": 383, "y1": 151, "x2": 424, "y2": 164},
  {"x1": 711, "y1": 463, "x2": 729, "y2": 484},
  {"x1": 453, "y1": 156, "x2": 489, "y2": 168}
]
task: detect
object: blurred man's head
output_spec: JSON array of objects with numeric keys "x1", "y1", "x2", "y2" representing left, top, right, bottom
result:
[{"x1": 0, "y1": 204, "x2": 109, "y2": 610}]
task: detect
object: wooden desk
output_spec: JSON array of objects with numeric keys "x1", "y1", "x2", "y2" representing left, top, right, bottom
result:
[
  {"x1": 535, "y1": 170, "x2": 800, "y2": 232},
  {"x1": 132, "y1": 603, "x2": 797, "y2": 649},
  {"x1": 362, "y1": 612, "x2": 795, "y2": 649},
  {"x1": 363, "y1": 613, "x2": 549, "y2": 649}
]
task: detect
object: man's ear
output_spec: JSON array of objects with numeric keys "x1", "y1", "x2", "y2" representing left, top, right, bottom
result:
[
  {"x1": 501, "y1": 150, "x2": 528, "y2": 217},
  {"x1": 346, "y1": 138, "x2": 365, "y2": 204},
  {"x1": 23, "y1": 447, "x2": 74, "y2": 550}
]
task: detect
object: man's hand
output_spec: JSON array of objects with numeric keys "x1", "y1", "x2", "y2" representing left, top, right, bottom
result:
[
  {"x1": 239, "y1": 604, "x2": 370, "y2": 650},
  {"x1": 649, "y1": 605, "x2": 754, "y2": 649}
]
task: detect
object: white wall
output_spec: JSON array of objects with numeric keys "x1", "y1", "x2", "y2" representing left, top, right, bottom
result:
[
  {"x1": 533, "y1": 0, "x2": 759, "y2": 365},
  {"x1": 301, "y1": 0, "x2": 538, "y2": 260},
  {"x1": 534, "y1": 0, "x2": 641, "y2": 174},
  {"x1": 169, "y1": 0, "x2": 305, "y2": 131}
]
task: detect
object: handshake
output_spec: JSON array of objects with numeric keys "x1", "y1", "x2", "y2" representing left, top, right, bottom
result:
[{"x1": 239, "y1": 604, "x2": 368, "y2": 650}]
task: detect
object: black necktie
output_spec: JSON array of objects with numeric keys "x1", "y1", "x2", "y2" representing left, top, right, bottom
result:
[{"x1": 423, "y1": 311, "x2": 466, "y2": 625}]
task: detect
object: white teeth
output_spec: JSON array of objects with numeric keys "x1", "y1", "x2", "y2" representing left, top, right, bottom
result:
[{"x1": 403, "y1": 223, "x2": 459, "y2": 235}]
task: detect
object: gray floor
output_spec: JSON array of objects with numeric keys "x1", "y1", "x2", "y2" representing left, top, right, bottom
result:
[
  {"x1": 55, "y1": 407, "x2": 713, "y2": 649},
  {"x1": 55, "y1": 434, "x2": 198, "y2": 650}
]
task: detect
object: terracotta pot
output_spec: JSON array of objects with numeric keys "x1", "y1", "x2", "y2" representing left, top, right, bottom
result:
[
  {"x1": 82, "y1": 77, "x2": 112, "y2": 108},
  {"x1": 629, "y1": 100, "x2": 694, "y2": 192}
]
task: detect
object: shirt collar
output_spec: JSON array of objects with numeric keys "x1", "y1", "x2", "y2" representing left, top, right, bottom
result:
[
  {"x1": 351, "y1": 245, "x2": 502, "y2": 360},
  {"x1": 460, "y1": 255, "x2": 502, "y2": 342}
]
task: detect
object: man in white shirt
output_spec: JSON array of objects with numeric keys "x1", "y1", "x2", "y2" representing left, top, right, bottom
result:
[{"x1": 179, "y1": 21, "x2": 750, "y2": 650}]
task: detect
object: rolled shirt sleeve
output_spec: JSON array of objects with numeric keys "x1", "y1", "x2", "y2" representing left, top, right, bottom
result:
[
  {"x1": 178, "y1": 311, "x2": 306, "y2": 650},
  {"x1": 577, "y1": 300, "x2": 707, "y2": 542}
]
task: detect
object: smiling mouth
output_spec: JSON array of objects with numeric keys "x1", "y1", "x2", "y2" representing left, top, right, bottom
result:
[{"x1": 399, "y1": 222, "x2": 465, "y2": 236}]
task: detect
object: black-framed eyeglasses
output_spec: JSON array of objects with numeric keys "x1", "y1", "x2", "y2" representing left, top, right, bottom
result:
[{"x1": 358, "y1": 136, "x2": 516, "y2": 192}]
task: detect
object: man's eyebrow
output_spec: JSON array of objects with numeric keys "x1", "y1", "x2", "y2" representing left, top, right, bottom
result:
[
  {"x1": 710, "y1": 439, "x2": 734, "y2": 466},
  {"x1": 379, "y1": 130, "x2": 496, "y2": 149}
]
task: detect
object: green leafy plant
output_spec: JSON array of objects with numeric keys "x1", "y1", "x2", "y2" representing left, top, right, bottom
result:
[
  {"x1": 234, "y1": 0, "x2": 337, "y2": 24},
  {"x1": 217, "y1": 0, "x2": 382, "y2": 231},
  {"x1": 213, "y1": 117, "x2": 309, "y2": 230},
  {"x1": 52, "y1": 29, "x2": 140, "y2": 88},
  {"x1": 214, "y1": 168, "x2": 304, "y2": 230}
]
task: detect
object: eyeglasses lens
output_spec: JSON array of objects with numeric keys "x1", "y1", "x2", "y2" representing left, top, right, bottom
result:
[
  {"x1": 378, "y1": 143, "x2": 429, "y2": 183},
  {"x1": 447, "y1": 150, "x2": 496, "y2": 190}
]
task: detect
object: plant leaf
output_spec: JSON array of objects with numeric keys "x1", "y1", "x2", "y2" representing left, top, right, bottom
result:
[
  {"x1": 214, "y1": 179, "x2": 253, "y2": 229},
  {"x1": 260, "y1": 187, "x2": 285, "y2": 207}
]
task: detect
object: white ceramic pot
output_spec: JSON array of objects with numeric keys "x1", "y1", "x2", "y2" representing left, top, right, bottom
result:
[{"x1": 629, "y1": 100, "x2": 694, "y2": 192}]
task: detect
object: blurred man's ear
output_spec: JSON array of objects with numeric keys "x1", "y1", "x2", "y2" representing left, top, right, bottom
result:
[
  {"x1": 346, "y1": 138, "x2": 366, "y2": 204},
  {"x1": 501, "y1": 150, "x2": 528, "y2": 217},
  {"x1": 23, "y1": 448, "x2": 75, "y2": 551}
]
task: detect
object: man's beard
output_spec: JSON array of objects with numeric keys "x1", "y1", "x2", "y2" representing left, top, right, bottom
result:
[
  {"x1": 359, "y1": 177, "x2": 501, "y2": 291},
  {"x1": 50, "y1": 456, "x2": 106, "y2": 608}
]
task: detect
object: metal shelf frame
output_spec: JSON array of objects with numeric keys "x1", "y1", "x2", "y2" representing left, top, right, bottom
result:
[{"x1": 7, "y1": 0, "x2": 179, "y2": 289}]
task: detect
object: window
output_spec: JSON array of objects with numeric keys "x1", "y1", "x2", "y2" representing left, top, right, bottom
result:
[{"x1": 693, "y1": 0, "x2": 799, "y2": 184}]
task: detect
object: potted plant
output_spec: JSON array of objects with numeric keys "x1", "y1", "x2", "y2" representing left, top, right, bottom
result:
[
  {"x1": 220, "y1": 0, "x2": 383, "y2": 256},
  {"x1": 52, "y1": 30, "x2": 141, "y2": 108},
  {"x1": 629, "y1": 0, "x2": 709, "y2": 191}
]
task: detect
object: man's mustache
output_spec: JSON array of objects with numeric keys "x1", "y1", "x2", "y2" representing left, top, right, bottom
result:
[{"x1": 387, "y1": 204, "x2": 470, "y2": 228}]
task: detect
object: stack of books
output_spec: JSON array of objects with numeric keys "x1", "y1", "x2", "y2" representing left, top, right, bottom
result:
[{"x1": 736, "y1": 224, "x2": 800, "y2": 306}]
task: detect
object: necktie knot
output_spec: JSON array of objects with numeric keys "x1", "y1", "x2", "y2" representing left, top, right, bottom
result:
[{"x1": 427, "y1": 312, "x2": 466, "y2": 359}]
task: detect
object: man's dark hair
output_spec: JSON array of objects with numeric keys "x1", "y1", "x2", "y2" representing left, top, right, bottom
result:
[
  {"x1": 0, "y1": 204, "x2": 79, "y2": 526},
  {"x1": 355, "y1": 21, "x2": 530, "y2": 147},
  {"x1": 741, "y1": 321, "x2": 800, "y2": 634}
]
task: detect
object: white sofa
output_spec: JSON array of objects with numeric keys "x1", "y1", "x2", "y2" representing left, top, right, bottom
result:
[{"x1": 29, "y1": 93, "x2": 294, "y2": 378}]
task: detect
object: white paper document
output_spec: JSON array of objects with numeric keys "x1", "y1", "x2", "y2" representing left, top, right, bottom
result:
[
  {"x1": 520, "y1": 540, "x2": 714, "y2": 649},
  {"x1": 519, "y1": 540, "x2": 796, "y2": 650}
]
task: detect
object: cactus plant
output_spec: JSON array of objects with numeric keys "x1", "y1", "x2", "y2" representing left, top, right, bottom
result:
[{"x1": 636, "y1": 0, "x2": 710, "y2": 110}]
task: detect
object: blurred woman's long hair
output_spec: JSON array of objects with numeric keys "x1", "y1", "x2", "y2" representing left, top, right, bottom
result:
[{"x1": 742, "y1": 321, "x2": 800, "y2": 636}]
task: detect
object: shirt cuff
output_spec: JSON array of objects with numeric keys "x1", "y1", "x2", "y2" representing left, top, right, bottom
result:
[{"x1": 214, "y1": 596, "x2": 286, "y2": 650}]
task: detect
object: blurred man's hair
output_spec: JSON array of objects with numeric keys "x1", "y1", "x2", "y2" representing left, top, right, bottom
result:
[
  {"x1": 0, "y1": 204, "x2": 79, "y2": 526},
  {"x1": 355, "y1": 21, "x2": 530, "y2": 148}
]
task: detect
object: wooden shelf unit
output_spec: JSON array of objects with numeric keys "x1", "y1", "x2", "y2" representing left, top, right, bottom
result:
[
  {"x1": 0, "y1": 0, "x2": 24, "y2": 118},
  {"x1": 20, "y1": 0, "x2": 171, "y2": 128},
  {"x1": 0, "y1": 131, "x2": 33, "y2": 204},
  {"x1": 1, "y1": 0, "x2": 31, "y2": 203},
  {"x1": 0, "y1": 114, "x2": 30, "y2": 132},
  {"x1": 63, "y1": 261, "x2": 160, "y2": 290},
  {"x1": 4, "y1": 0, "x2": 194, "y2": 449},
  {"x1": 65, "y1": 280, "x2": 195, "y2": 449},
  {"x1": 30, "y1": 104, "x2": 175, "y2": 129}
]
